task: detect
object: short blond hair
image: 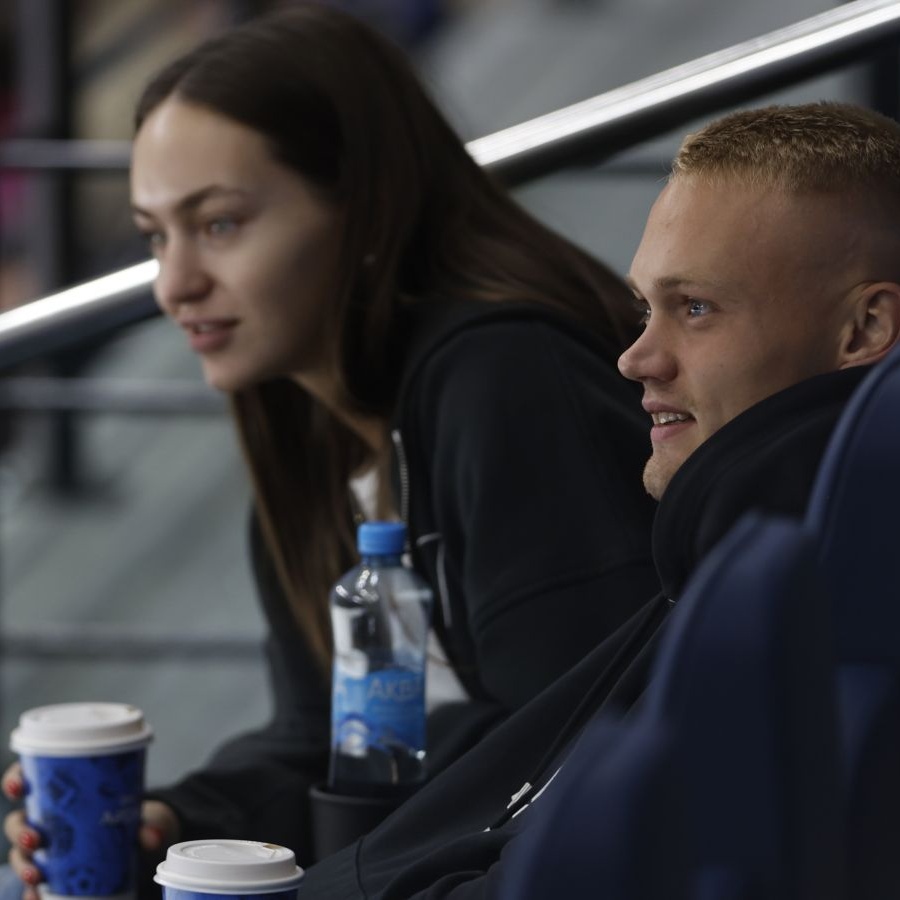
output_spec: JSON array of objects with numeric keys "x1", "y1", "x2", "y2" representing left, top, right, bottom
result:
[{"x1": 673, "y1": 102, "x2": 900, "y2": 194}]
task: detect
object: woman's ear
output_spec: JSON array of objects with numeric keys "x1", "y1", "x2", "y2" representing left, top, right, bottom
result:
[{"x1": 840, "y1": 282, "x2": 900, "y2": 368}]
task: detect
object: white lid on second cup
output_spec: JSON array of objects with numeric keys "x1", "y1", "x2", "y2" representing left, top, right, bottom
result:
[
  {"x1": 155, "y1": 841, "x2": 305, "y2": 894},
  {"x1": 10, "y1": 702, "x2": 153, "y2": 756}
]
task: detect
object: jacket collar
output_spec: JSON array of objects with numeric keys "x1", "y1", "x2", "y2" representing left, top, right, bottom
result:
[{"x1": 652, "y1": 367, "x2": 869, "y2": 600}]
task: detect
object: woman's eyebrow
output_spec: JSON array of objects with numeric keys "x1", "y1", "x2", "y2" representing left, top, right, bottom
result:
[{"x1": 131, "y1": 185, "x2": 249, "y2": 218}]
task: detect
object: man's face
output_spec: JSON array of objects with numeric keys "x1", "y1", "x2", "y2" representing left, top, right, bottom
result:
[{"x1": 619, "y1": 175, "x2": 863, "y2": 500}]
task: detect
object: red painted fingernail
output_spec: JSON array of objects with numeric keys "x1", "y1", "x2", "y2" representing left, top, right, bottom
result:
[
  {"x1": 141, "y1": 825, "x2": 166, "y2": 850},
  {"x1": 5, "y1": 779, "x2": 23, "y2": 799},
  {"x1": 22, "y1": 867, "x2": 40, "y2": 885},
  {"x1": 19, "y1": 831, "x2": 38, "y2": 851}
]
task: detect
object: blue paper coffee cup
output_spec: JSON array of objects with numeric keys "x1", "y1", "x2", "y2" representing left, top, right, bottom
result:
[
  {"x1": 155, "y1": 840, "x2": 304, "y2": 900},
  {"x1": 10, "y1": 702, "x2": 153, "y2": 900}
]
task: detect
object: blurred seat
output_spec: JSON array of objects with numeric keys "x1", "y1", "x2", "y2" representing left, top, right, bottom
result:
[
  {"x1": 501, "y1": 513, "x2": 843, "y2": 900},
  {"x1": 803, "y1": 344, "x2": 900, "y2": 899}
]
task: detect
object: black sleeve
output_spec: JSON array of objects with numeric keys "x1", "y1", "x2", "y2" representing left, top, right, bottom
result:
[
  {"x1": 145, "y1": 512, "x2": 330, "y2": 855},
  {"x1": 407, "y1": 319, "x2": 658, "y2": 709}
]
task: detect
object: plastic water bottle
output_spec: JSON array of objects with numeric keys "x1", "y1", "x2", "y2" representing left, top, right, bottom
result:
[{"x1": 328, "y1": 521, "x2": 433, "y2": 796}]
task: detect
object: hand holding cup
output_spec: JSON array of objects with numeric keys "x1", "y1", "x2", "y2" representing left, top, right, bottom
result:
[
  {"x1": 3, "y1": 761, "x2": 43, "y2": 900},
  {"x1": 4, "y1": 766, "x2": 181, "y2": 900},
  {"x1": 8, "y1": 702, "x2": 153, "y2": 900}
]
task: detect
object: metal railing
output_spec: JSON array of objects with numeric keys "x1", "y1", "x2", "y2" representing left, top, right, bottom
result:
[
  {"x1": 0, "y1": 376, "x2": 226, "y2": 414},
  {"x1": 468, "y1": 0, "x2": 900, "y2": 179},
  {"x1": 0, "y1": 261, "x2": 160, "y2": 371},
  {"x1": 1, "y1": 0, "x2": 899, "y2": 660}
]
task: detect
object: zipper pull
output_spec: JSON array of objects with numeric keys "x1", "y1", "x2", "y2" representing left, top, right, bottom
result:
[
  {"x1": 483, "y1": 781, "x2": 534, "y2": 832},
  {"x1": 507, "y1": 782, "x2": 532, "y2": 809}
]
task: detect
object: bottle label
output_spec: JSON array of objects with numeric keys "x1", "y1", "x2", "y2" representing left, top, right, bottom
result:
[{"x1": 332, "y1": 658, "x2": 426, "y2": 756}]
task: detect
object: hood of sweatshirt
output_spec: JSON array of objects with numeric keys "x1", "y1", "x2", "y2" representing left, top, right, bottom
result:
[{"x1": 652, "y1": 366, "x2": 869, "y2": 601}]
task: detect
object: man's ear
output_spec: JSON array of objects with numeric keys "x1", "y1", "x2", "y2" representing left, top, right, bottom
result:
[{"x1": 840, "y1": 282, "x2": 900, "y2": 368}]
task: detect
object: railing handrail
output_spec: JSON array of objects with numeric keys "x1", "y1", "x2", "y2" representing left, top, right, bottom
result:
[
  {"x1": 0, "y1": 375, "x2": 225, "y2": 414},
  {"x1": 2, "y1": 0, "x2": 899, "y2": 371},
  {"x1": 0, "y1": 139, "x2": 132, "y2": 171},
  {"x1": 468, "y1": 0, "x2": 900, "y2": 177}
]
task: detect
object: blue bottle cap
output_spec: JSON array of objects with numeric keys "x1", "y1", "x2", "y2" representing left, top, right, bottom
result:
[{"x1": 357, "y1": 521, "x2": 407, "y2": 555}]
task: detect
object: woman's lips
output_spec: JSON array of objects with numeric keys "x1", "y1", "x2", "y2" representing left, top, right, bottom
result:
[{"x1": 181, "y1": 320, "x2": 237, "y2": 354}]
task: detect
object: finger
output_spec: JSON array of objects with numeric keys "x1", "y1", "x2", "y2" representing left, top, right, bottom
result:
[
  {"x1": 4, "y1": 815, "x2": 41, "y2": 865},
  {"x1": 139, "y1": 823, "x2": 167, "y2": 853},
  {"x1": 4, "y1": 810, "x2": 40, "y2": 854},
  {"x1": 9, "y1": 846, "x2": 42, "y2": 887},
  {"x1": 140, "y1": 800, "x2": 180, "y2": 851},
  {"x1": 16, "y1": 824, "x2": 41, "y2": 857},
  {"x1": 3, "y1": 809, "x2": 26, "y2": 845},
  {"x1": 1, "y1": 763, "x2": 24, "y2": 800}
]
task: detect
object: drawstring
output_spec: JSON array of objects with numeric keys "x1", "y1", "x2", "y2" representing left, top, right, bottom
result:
[{"x1": 486, "y1": 598, "x2": 671, "y2": 830}]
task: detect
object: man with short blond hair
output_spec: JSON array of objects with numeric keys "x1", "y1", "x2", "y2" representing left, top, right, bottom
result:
[
  {"x1": 622, "y1": 101, "x2": 900, "y2": 501},
  {"x1": 289, "y1": 101, "x2": 900, "y2": 900}
]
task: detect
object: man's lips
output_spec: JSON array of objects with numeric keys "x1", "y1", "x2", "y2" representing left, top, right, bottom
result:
[
  {"x1": 643, "y1": 402, "x2": 695, "y2": 440},
  {"x1": 650, "y1": 411, "x2": 691, "y2": 426}
]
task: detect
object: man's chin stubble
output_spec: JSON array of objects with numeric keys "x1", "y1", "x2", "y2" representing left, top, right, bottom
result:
[{"x1": 642, "y1": 455, "x2": 677, "y2": 501}]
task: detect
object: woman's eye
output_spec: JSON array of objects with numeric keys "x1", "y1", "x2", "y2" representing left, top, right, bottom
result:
[
  {"x1": 138, "y1": 230, "x2": 165, "y2": 253},
  {"x1": 205, "y1": 217, "x2": 238, "y2": 237}
]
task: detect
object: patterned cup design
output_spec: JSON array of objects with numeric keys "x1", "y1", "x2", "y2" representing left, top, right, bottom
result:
[{"x1": 21, "y1": 748, "x2": 146, "y2": 899}]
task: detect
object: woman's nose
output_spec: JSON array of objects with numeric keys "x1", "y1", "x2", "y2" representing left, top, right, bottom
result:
[{"x1": 153, "y1": 241, "x2": 211, "y2": 315}]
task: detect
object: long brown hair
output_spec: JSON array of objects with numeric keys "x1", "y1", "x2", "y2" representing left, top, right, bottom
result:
[{"x1": 135, "y1": 2, "x2": 640, "y2": 676}]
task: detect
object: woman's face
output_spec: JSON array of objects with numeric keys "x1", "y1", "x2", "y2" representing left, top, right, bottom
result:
[{"x1": 130, "y1": 97, "x2": 344, "y2": 393}]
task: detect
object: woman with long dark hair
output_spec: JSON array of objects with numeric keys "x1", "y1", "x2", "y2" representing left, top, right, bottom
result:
[{"x1": 3, "y1": 2, "x2": 657, "y2": 889}]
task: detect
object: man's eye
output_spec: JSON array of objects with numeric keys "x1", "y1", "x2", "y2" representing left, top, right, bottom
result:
[
  {"x1": 632, "y1": 301, "x2": 651, "y2": 326},
  {"x1": 687, "y1": 299, "x2": 711, "y2": 317}
]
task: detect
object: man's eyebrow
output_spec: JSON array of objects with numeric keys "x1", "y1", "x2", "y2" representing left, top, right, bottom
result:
[
  {"x1": 131, "y1": 185, "x2": 249, "y2": 218},
  {"x1": 625, "y1": 274, "x2": 726, "y2": 294}
]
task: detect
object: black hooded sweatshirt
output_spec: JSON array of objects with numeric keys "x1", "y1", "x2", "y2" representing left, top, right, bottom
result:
[
  {"x1": 295, "y1": 365, "x2": 869, "y2": 899},
  {"x1": 145, "y1": 299, "x2": 659, "y2": 866}
]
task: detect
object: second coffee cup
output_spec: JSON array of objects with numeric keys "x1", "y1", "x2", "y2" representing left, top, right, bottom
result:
[{"x1": 155, "y1": 840, "x2": 304, "y2": 900}]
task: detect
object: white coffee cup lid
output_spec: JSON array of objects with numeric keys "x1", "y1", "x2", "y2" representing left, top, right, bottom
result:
[
  {"x1": 155, "y1": 841, "x2": 304, "y2": 894},
  {"x1": 10, "y1": 702, "x2": 153, "y2": 756}
]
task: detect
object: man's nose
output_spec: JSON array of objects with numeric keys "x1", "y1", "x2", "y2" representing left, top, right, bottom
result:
[
  {"x1": 617, "y1": 323, "x2": 677, "y2": 384},
  {"x1": 153, "y1": 241, "x2": 211, "y2": 315}
]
